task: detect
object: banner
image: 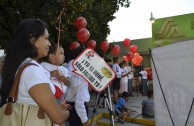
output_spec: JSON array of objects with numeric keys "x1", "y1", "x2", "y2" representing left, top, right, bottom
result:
[
  {"x1": 73, "y1": 48, "x2": 116, "y2": 92},
  {"x1": 151, "y1": 40, "x2": 194, "y2": 126}
]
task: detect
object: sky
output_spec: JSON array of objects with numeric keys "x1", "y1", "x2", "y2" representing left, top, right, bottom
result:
[{"x1": 107, "y1": 0, "x2": 194, "y2": 42}]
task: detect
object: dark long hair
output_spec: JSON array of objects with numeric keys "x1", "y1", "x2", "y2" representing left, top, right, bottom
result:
[{"x1": 0, "y1": 19, "x2": 47, "y2": 105}]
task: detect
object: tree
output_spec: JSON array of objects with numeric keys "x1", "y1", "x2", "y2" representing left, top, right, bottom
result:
[{"x1": 0, "y1": 0, "x2": 130, "y2": 54}]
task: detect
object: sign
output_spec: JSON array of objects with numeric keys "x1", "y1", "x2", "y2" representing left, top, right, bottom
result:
[
  {"x1": 72, "y1": 48, "x2": 116, "y2": 92},
  {"x1": 152, "y1": 40, "x2": 194, "y2": 126}
]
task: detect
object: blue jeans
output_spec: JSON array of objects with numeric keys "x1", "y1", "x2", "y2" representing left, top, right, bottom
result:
[
  {"x1": 141, "y1": 79, "x2": 147, "y2": 94},
  {"x1": 128, "y1": 79, "x2": 133, "y2": 94}
]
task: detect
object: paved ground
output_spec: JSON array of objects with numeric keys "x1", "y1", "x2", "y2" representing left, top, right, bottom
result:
[
  {"x1": 87, "y1": 92, "x2": 148, "y2": 126},
  {"x1": 66, "y1": 91, "x2": 152, "y2": 126}
]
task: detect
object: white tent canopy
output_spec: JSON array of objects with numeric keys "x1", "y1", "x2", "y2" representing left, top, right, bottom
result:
[{"x1": 151, "y1": 40, "x2": 194, "y2": 126}]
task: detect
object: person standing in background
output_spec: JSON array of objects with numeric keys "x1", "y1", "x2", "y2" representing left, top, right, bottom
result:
[
  {"x1": 139, "y1": 66, "x2": 148, "y2": 95},
  {"x1": 119, "y1": 61, "x2": 129, "y2": 94},
  {"x1": 105, "y1": 58, "x2": 112, "y2": 67},
  {"x1": 127, "y1": 62, "x2": 134, "y2": 96},
  {"x1": 112, "y1": 57, "x2": 121, "y2": 104},
  {"x1": 66, "y1": 46, "x2": 90, "y2": 126}
]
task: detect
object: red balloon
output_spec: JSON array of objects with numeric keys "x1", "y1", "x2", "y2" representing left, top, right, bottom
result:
[
  {"x1": 132, "y1": 58, "x2": 138, "y2": 65},
  {"x1": 138, "y1": 56, "x2": 143, "y2": 62},
  {"x1": 146, "y1": 68, "x2": 152, "y2": 73},
  {"x1": 77, "y1": 28, "x2": 90, "y2": 43},
  {"x1": 70, "y1": 41, "x2": 80, "y2": 50},
  {"x1": 126, "y1": 52, "x2": 134, "y2": 61},
  {"x1": 100, "y1": 41, "x2": 109, "y2": 52},
  {"x1": 123, "y1": 56, "x2": 128, "y2": 62},
  {"x1": 87, "y1": 40, "x2": 96, "y2": 49},
  {"x1": 136, "y1": 62, "x2": 141, "y2": 66},
  {"x1": 134, "y1": 53, "x2": 140, "y2": 58},
  {"x1": 112, "y1": 45, "x2": 120, "y2": 55},
  {"x1": 123, "y1": 38, "x2": 131, "y2": 47},
  {"x1": 75, "y1": 17, "x2": 87, "y2": 29},
  {"x1": 147, "y1": 71, "x2": 153, "y2": 80},
  {"x1": 130, "y1": 45, "x2": 138, "y2": 53}
]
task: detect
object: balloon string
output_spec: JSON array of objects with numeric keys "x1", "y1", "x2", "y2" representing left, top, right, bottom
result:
[
  {"x1": 55, "y1": 8, "x2": 64, "y2": 31},
  {"x1": 56, "y1": 8, "x2": 64, "y2": 70}
]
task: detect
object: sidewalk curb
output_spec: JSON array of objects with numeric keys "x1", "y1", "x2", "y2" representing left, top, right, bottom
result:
[{"x1": 89, "y1": 112, "x2": 155, "y2": 126}]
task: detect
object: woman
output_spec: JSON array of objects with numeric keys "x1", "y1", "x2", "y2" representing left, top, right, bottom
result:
[
  {"x1": 112, "y1": 57, "x2": 121, "y2": 104},
  {"x1": 0, "y1": 19, "x2": 69, "y2": 125},
  {"x1": 119, "y1": 61, "x2": 130, "y2": 94}
]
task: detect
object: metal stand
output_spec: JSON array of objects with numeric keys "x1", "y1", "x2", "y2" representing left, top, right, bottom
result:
[
  {"x1": 96, "y1": 90, "x2": 109, "y2": 108},
  {"x1": 91, "y1": 85, "x2": 115, "y2": 126}
]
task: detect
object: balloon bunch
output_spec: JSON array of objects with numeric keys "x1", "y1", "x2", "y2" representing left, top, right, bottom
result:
[
  {"x1": 70, "y1": 16, "x2": 97, "y2": 50},
  {"x1": 122, "y1": 38, "x2": 143, "y2": 66},
  {"x1": 146, "y1": 68, "x2": 153, "y2": 80},
  {"x1": 131, "y1": 53, "x2": 143, "y2": 66},
  {"x1": 75, "y1": 17, "x2": 90, "y2": 43}
]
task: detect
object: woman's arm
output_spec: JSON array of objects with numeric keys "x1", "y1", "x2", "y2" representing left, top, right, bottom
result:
[
  {"x1": 121, "y1": 73, "x2": 128, "y2": 78},
  {"x1": 121, "y1": 70, "x2": 131, "y2": 78},
  {"x1": 29, "y1": 83, "x2": 69, "y2": 124}
]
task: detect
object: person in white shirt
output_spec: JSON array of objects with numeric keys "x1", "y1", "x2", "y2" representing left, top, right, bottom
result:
[
  {"x1": 41, "y1": 42, "x2": 70, "y2": 104},
  {"x1": 66, "y1": 46, "x2": 90, "y2": 126},
  {"x1": 119, "y1": 61, "x2": 129, "y2": 94},
  {"x1": 112, "y1": 57, "x2": 122, "y2": 104},
  {"x1": 0, "y1": 19, "x2": 69, "y2": 125},
  {"x1": 139, "y1": 66, "x2": 148, "y2": 95},
  {"x1": 127, "y1": 62, "x2": 134, "y2": 96}
]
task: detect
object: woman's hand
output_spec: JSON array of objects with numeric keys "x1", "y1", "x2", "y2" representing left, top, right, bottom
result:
[
  {"x1": 60, "y1": 102, "x2": 69, "y2": 111},
  {"x1": 60, "y1": 100, "x2": 72, "y2": 110}
]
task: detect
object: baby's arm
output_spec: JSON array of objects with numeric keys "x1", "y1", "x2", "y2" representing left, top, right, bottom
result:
[
  {"x1": 50, "y1": 70, "x2": 70, "y2": 86},
  {"x1": 58, "y1": 76, "x2": 70, "y2": 86},
  {"x1": 50, "y1": 70, "x2": 60, "y2": 77}
]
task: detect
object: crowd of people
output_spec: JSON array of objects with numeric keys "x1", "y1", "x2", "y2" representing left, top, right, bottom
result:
[
  {"x1": 108, "y1": 56, "x2": 155, "y2": 123},
  {"x1": 111, "y1": 56, "x2": 150, "y2": 102},
  {"x1": 0, "y1": 18, "x2": 154, "y2": 126}
]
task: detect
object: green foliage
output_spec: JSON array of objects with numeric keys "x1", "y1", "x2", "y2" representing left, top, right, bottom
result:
[{"x1": 0, "y1": 0, "x2": 130, "y2": 54}]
